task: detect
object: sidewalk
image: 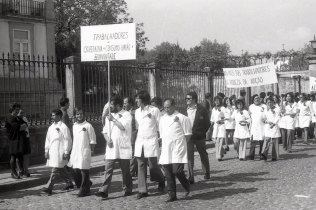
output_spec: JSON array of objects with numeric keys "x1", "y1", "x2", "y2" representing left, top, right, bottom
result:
[{"x1": 0, "y1": 141, "x2": 214, "y2": 194}]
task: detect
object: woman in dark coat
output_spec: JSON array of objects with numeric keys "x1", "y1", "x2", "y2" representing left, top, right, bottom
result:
[{"x1": 5, "y1": 103, "x2": 26, "y2": 179}]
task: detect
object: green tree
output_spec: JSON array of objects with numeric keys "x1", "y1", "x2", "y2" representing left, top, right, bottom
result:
[{"x1": 54, "y1": 0, "x2": 149, "y2": 59}]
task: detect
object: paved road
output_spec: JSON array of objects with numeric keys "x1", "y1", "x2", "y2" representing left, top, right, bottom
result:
[{"x1": 1, "y1": 140, "x2": 316, "y2": 210}]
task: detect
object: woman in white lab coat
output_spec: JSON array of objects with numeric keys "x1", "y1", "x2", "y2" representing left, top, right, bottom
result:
[
  {"x1": 231, "y1": 99, "x2": 251, "y2": 160},
  {"x1": 223, "y1": 97, "x2": 236, "y2": 152},
  {"x1": 297, "y1": 93, "x2": 312, "y2": 144},
  {"x1": 262, "y1": 98, "x2": 281, "y2": 161},
  {"x1": 211, "y1": 96, "x2": 226, "y2": 161}
]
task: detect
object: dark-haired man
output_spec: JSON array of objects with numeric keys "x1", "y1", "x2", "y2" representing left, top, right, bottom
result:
[
  {"x1": 96, "y1": 96, "x2": 133, "y2": 199},
  {"x1": 134, "y1": 90, "x2": 165, "y2": 199},
  {"x1": 42, "y1": 109, "x2": 73, "y2": 195},
  {"x1": 186, "y1": 91, "x2": 211, "y2": 184}
]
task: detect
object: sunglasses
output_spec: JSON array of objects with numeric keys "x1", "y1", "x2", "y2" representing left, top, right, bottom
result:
[{"x1": 186, "y1": 98, "x2": 193, "y2": 100}]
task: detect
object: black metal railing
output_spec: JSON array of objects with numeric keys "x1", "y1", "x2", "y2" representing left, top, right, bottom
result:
[
  {"x1": 0, "y1": 53, "x2": 66, "y2": 127},
  {"x1": 1, "y1": 0, "x2": 45, "y2": 18}
]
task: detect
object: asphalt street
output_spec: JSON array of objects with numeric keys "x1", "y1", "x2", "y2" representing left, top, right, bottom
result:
[{"x1": 1, "y1": 139, "x2": 316, "y2": 210}]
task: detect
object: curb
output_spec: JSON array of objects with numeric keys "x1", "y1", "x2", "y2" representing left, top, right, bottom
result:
[{"x1": 0, "y1": 141, "x2": 214, "y2": 194}]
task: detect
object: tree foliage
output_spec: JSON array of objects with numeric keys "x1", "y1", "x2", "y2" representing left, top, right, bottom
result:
[{"x1": 54, "y1": 0, "x2": 149, "y2": 59}]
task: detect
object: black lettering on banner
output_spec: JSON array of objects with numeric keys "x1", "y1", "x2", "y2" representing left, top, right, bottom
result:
[
  {"x1": 250, "y1": 77, "x2": 264, "y2": 84},
  {"x1": 242, "y1": 79, "x2": 248, "y2": 85}
]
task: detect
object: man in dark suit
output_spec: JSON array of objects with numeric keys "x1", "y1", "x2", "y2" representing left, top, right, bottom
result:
[{"x1": 186, "y1": 91, "x2": 211, "y2": 184}]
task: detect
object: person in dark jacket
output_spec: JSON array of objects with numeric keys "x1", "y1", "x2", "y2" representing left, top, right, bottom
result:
[
  {"x1": 186, "y1": 91, "x2": 211, "y2": 184},
  {"x1": 5, "y1": 103, "x2": 26, "y2": 179}
]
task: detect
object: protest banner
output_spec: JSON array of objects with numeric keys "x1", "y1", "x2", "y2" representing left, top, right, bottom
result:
[
  {"x1": 81, "y1": 23, "x2": 136, "y2": 61},
  {"x1": 223, "y1": 62, "x2": 278, "y2": 88}
]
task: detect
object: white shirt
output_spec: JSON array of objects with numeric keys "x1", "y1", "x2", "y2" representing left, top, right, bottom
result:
[
  {"x1": 231, "y1": 110, "x2": 251, "y2": 139},
  {"x1": 103, "y1": 110, "x2": 132, "y2": 159},
  {"x1": 249, "y1": 103, "x2": 267, "y2": 141},
  {"x1": 211, "y1": 107, "x2": 226, "y2": 138},
  {"x1": 45, "y1": 121, "x2": 72, "y2": 168},
  {"x1": 263, "y1": 108, "x2": 281, "y2": 138},
  {"x1": 297, "y1": 101, "x2": 311, "y2": 116},
  {"x1": 68, "y1": 121, "x2": 96, "y2": 169},
  {"x1": 223, "y1": 106, "x2": 236, "y2": 129},
  {"x1": 134, "y1": 105, "x2": 160, "y2": 157},
  {"x1": 159, "y1": 111, "x2": 192, "y2": 164},
  {"x1": 187, "y1": 105, "x2": 197, "y2": 127}
]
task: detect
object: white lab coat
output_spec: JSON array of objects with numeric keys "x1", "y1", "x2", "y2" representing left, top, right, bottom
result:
[
  {"x1": 103, "y1": 110, "x2": 132, "y2": 159},
  {"x1": 263, "y1": 108, "x2": 281, "y2": 138},
  {"x1": 231, "y1": 110, "x2": 251, "y2": 139},
  {"x1": 68, "y1": 121, "x2": 96, "y2": 169},
  {"x1": 45, "y1": 121, "x2": 72, "y2": 168},
  {"x1": 211, "y1": 107, "x2": 226, "y2": 139},
  {"x1": 134, "y1": 105, "x2": 160, "y2": 158},
  {"x1": 159, "y1": 111, "x2": 192, "y2": 164},
  {"x1": 249, "y1": 104, "x2": 267, "y2": 141}
]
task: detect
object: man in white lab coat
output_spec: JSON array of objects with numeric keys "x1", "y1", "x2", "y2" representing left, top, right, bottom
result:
[
  {"x1": 134, "y1": 90, "x2": 165, "y2": 199},
  {"x1": 159, "y1": 99, "x2": 191, "y2": 202},
  {"x1": 41, "y1": 109, "x2": 73, "y2": 195},
  {"x1": 96, "y1": 96, "x2": 133, "y2": 199}
]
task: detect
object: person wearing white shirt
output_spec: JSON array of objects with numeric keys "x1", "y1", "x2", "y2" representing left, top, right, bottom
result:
[
  {"x1": 134, "y1": 90, "x2": 165, "y2": 199},
  {"x1": 248, "y1": 94, "x2": 267, "y2": 160},
  {"x1": 42, "y1": 109, "x2": 73, "y2": 195},
  {"x1": 159, "y1": 99, "x2": 191, "y2": 202},
  {"x1": 297, "y1": 93, "x2": 312, "y2": 144},
  {"x1": 223, "y1": 97, "x2": 236, "y2": 152},
  {"x1": 281, "y1": 93, "x2": 297, "y2": 152},
  {"x1": 96, "y1": 96, "x2": 133, "y2": 199},
  {"x1": 262, "y1": 98, "x2": 281, "y2": 161},
  {"x1": 310, "y1": 94, "x2": 316, "y2": 140},
  {"x1": 211, "y1": 96, "x2": 226, "y2": 161},
  {"x1": 123, "y1": 97, "x2": 138, "y2": 177},
  {"x1": 231, "y1": 99, "x2": 251, "y2": 160},
  {"x1": 68, "y1": 108, "x2": 96, "y2": 197}
]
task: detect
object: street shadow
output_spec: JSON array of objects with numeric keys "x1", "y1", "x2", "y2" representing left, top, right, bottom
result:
[
  {"x1": 290, "y1": 147, "x2": 316, "y2": 153},
  {"x1": 210, "y1": 172, "x2": 276, "y2": 183},
  {"x1": 183, "y1": 187, "x2": 258, "y2": 201},
  {"x1": 194, "y1": 170, "x2": 228, "y2": 176},
  {"x1": 279, "y1": 153, "x2": 316, "y2": 161}
]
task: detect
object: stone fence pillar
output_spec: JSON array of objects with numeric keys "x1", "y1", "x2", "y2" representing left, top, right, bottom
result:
[{"x1": 64, "y1": 56, "x2": 82, "y2": 118}]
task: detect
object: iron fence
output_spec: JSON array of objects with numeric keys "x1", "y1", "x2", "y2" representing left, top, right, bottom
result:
[{"x1": 0, "y1": 53, "x2": 66, "y2": 127}]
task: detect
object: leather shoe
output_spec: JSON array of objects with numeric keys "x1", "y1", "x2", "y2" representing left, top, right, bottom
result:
[
  {"x1": 189, "y1": 180, "x2": 194, "y2": 184},
  {"x1": 158, "y1": 181, "x2": 165, "y2": 192},
  {"x1": 11, "y1": 172, "x2": 21, "y2": 179},
  {"x1": 271, "y1": 158, "x2": 277, "y2": 161},
  {"x1": 95, "y1": 191, "x2": 108, "y2": 199},
  {"x1": 41, "y1": 187, "x2": 52, "y2": 195},
  {"x1": 124, "y1": 191, "x2": 133, "y2": 196},
  {"x1": 77, "y1": 192, "x2": 90, "y2": 197},
  {"x1": 260, "y1": 154, "x2": 267, "y2": 161},
  {"x1": 136, "y1": 193, "x2": 148, "y2": 199},
  {"x1": 62, "y1": 184, "x2": 74, "y2": 191},
  {"x1": 165, "y1": 197, "x2": 177, "y2": 202},
  {"x1": 204, "y1": 174, "x2": 210, "y2": 180}
]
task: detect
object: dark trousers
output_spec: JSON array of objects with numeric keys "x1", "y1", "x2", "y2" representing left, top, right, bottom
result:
[
  {"x1": 248, "y1": 140, "x2": 264, "y2": 159},
  {"x1": 10, "y1": 154, "x2": 23, "y2": 174},
  {"x1": 73, "y1": 169, "x2": 90, "y2": 194},
  {"x1": 283, "y1": 129, "x2": 293, "y2": 152},
  {"x1": 137, "y1": 148, "x2": 165, "y2": 193},
  {"x1": 46, "y1": 167, "x2": 73, "y2": 190},
  {"x1": 162, "y1": 164, "x2": 190, "y2": 199},
  {"x1": 99, "y1": 159, "x2": 132, "y2": 195},
  {"x1": 187, "y1": 139, "x2": 210, "y2": 182},
  {"x1": 262, "y1": 138, "x2": 279, "y2": 160},
  {"x1": 130, "y1": 143, "x2": 138, "y2": 176}
]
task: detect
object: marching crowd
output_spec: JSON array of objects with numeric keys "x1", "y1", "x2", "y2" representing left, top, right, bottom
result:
[{"x1": 4, "y1": 89, "x2": 316, "y2": 202}]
